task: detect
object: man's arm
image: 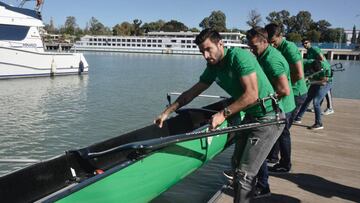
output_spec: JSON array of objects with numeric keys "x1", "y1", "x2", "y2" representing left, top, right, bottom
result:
[
  {"x1": 290, "y1": 60, "x2": 304, "y2": 84},
  {"x1": 154, "y1": 82, "x2": 210, "y2": 128},
  {"x1": 210, "y1": 72, "x2": 258, "y2": 129},
  {"x1": 273, "y1": 75, "x2": 291, "y2": 98}
]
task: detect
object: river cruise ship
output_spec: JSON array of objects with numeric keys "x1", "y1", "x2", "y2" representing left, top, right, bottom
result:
[{"x1": 72, "y1": 31, "x2": 247, "y2": 54}]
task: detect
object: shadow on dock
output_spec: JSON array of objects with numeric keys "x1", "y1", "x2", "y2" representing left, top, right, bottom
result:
[{"x1": 271, "y1": 173, "x2": 360, "y2": 203}]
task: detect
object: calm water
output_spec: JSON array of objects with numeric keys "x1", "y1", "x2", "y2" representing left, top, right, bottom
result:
[{"x1": 0, "y1": 52, "x2": 359, "y2": 202}]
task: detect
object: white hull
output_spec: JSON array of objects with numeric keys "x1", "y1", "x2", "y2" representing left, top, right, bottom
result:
[{"x1": 0, "y1": 46, "x2": 88, "y2": 79}]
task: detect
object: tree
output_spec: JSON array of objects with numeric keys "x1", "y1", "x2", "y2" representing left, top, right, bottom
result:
[
  {"x1": 306, "y1": 30, "x2": 321, "y2": 42},
  {"x1": 141, "y1": 20, "x2": 166, "y2": 32},
  {"x1": 88, "y1": 17, "x2": 111, "y2": 35},
  {"x1": 266, "y1": 10, "x2": 290, "y2": 33},
  {"x1": 113, "y1": 22, "x2": 133, "y2": 36},
  {"x1": 199, "y1": 10, "x2": 227, "y2": 32},
  {"x1": 44, "y1": 17, "x2": 57, "y2": 34},
  {"x1": 64, "y1": 16, "x2": 77, "y2": 35},
  {"x1": 286, "y1": 32, "x2": 302, "y2": 42},
  {"x1": 351, "y1": 25, "x2": 357, "y2": 44},
  {"x1": 133, "y1": 19, "x2": 143, "y2": 36},
  {"x1": 189, "y1": 27, "x2": 200, "y2": 32},
  {"x1": 322, "y1": 28, "x2": 344, "y2": 43},
  {"x1": 246, "y1": 9, "x2": 262, "y2": 28},
  {"x1": 293, "y1": 11, "x2": 313, "y2": 35},
  {"x1": 161, "y1": 20, "x2": 188, "y2": 32}
]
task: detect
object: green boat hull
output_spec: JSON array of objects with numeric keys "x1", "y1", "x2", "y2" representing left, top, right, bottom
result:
[{"x1": 57, "y1": 123, "x2": 228, "y2": 203}]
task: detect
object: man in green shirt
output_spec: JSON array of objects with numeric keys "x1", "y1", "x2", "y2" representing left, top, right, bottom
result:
[
  {"x1": 302, "y1": 38, "x2": 334, "y2": 114},
  {"x1": 246, "y1": 27, "x2": 295, "y2": 197},
  {"x1": 294, "y1": 60, "x2": 332, "y2": 129},
  {"x1": 154, "y1": 29, "x2": 284, "y2": 203},
  {"x1": 264, "y1": 23, "x2": 308, "y2": 173}
]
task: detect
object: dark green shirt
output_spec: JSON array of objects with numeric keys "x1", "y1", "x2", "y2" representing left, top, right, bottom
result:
[
  {"x1": 200, "y1": 47, "x2": 280, "y2": 117},
  {"x1": 257, "y1": 45, "x2": 295, "y2": 113},
  {"x1": 277, "y1": 39, "x2": 308, "y2": 96}
]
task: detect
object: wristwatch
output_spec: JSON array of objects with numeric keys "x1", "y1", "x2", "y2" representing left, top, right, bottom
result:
[{"x1": 223, "y1": 107, "x2": 231, "y2": 118}]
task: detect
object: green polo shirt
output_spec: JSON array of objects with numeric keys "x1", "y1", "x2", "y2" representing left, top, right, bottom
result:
[
  {"x1": 257, "y1": 45, "x2": 295, "y2": 113},
  {"x1": 313, "y1": 61, "x2": 331, "y2": 81},
  {"x1": 276, "y1": 39, "x2": 308, "y2": 96},
  {"x1": 200, "y1": 47, "x2": 281, "y2": 117}
]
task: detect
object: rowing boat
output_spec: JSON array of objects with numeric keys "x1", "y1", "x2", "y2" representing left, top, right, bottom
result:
[
  {"x1": 0, "y1": 99, "x2": 237, "y2": 203},
  {"x1": 0, "y1": 92, "x2": 286, "y2": 203}
]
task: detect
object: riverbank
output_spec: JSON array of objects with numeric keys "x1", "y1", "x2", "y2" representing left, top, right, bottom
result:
[{"x1": 209, "y1": 98, "x2": 360, "y2": 203}]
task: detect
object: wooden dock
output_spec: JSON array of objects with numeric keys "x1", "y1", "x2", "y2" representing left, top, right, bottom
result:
[{"x1": 208, "y1": 98, "x2": 360, "y2": 203}]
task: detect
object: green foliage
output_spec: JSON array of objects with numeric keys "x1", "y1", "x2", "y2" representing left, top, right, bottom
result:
[
  {"x1": 88, "y1": 17, "x2": 111, "y2": 35},
  {"x1": 161, "y1": 20, "x2": 188, "y2": 32},
  {"x1": 246, "y1": 9, "x2": 262, "y2": 28},
  {"x1": 141, "y1": 20, "x2": 166, "y2": 32},
  {"x1": 286, "y1": 32, "x2": 302, "y2": 42},
  {"x1": 199, "y1": 10, "x2": 227, "y2": 32},
  {"x1": 306, "y1": 30, "x2": 321, "y2": 42}
]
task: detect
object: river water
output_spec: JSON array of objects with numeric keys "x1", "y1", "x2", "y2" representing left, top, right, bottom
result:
[{"x1": 0, "y1": 52, "x2": 359, "y2": 202}]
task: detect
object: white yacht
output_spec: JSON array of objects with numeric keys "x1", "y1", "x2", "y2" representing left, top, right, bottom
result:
[
  {"x1": 0, "y1": 1, "x2": 88, "y2": 79},
  {"x1": 73, "y1": 31, "x2": 247, "y2": 54}
]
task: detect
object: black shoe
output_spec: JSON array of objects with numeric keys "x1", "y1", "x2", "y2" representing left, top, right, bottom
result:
[
  {"x1": 307, "y1": 123, "x2": 324, "y2": 130},
  {"x1": 268, "y1": 164, "x2": 291, "y2": 173},
  {"x1": 266, "y1": 158, "x2": 279, "y2": 164},
  {"x1": 223, "y1": 169, "x2": 234, "y2": 180},
  {"x1": 253, "y1": 186, "x2": 271, "y2": 198}
]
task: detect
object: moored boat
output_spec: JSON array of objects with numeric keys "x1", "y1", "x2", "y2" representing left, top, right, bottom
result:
[{"x1": 0, "y1": 1, "x2": 89, "y2": 79}]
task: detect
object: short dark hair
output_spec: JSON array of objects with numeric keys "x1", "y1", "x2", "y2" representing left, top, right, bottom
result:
[
  {"x1": 195, "y1": 28, "x2": 222, "y2": 45},
  {"x1": 302, "y1": 38, "x2": 310, "y2": 43},
  {"x1": 246, "y1": 26, "x2": 268, "y2": 42},
  {"x1": 265, "y1": 23, "x2": 282, "y2": 40},
  {"x1": 312, "y1": 60, "x2": 322, "y2": 71}
]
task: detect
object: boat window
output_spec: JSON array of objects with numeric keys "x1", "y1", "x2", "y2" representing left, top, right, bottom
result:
[
  {"x1": 137, "y1": 39, "x2": 141, "y2": 42},
  {"x1": 147, "y1": 39, "x2": 151, "y2": 42},
  {"x1": 132, "y1": 39, "x2": 136, "y2": 42},
  {"x1": 166, "y1": 45, "x2": 171, "y2": 48},
  {"x1": 158, "y1": 40, "x2": 162, "y2": 43},
  {"x1": 89, "y1": 38, "x2": 93, "y2": 41},
  {"x1": 181, "y1": 40, "x2": 185, "y2": 43},
  {"x1": 94, "y1": 38, "x2": 97, "y2": 41},
  {"x1": 158, "y1": 45, "x2": 161, "y2": 47},
  {"x1": 0, "y1": 25, "x2": 29, "y2": 40},
  {"x1": 171, "y1": 40, "x2": 176, "y2": 43},
  {"x1": 117, "y1": 39, "x2": 120, "y2": 42},
  {"x1": 112, "y1": 39, "x2": 116, "y2": 42},
  {"x1": 127, "y1": 39, "x2": 131, "y2": 42},
  {"x1": 142, "y1": 39, "x2": 146, "y2": 42},
  {"x1": 187, "y1": 40, "x2": 191, "y2": 43}
]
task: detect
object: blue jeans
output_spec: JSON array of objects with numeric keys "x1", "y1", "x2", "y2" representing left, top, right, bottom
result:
[
  {"x1": 268, "y1": 93, "x2": 308, "y2": 165},
  {"x1": 295, "y1": 83, "x2": 331, "y2": 125},
  {"x1": 231, "y1": 113, "x2": 284, "y2": 203}
]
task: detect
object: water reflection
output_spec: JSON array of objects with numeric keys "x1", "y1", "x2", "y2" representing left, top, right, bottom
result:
[{"x1": 0, "y1": 75, "x2": 88, "y2": 173}]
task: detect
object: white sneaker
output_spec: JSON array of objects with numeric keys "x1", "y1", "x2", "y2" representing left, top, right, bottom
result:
[{"x1": 322, "y1": 108, "x2": 334, "y2": 115}]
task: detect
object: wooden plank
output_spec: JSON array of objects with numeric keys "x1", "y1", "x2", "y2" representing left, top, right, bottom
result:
[{"x1": 208, "y1": 98, "x2": 360, "y2": 203}]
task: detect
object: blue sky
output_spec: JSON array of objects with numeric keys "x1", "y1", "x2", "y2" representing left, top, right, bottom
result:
[{"x1": 7, "y1": 0, "x2": 360, "y2": 31}]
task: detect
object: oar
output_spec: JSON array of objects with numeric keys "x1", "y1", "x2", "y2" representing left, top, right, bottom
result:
[
  {"x1": 0, "y1": 159, "x2": 40, "y2": 163},
  {"x1": 330, "y1": 63, "x2": 345, "y2": 72},
  {"x1": 83, "y1": 94, "x2": 282, "y2": 159},
  {"x1": 305, "y1": 68, "x2": 324, "y2": 80},
  {"x1": 167, "y1": 92, "x2": 228, "y2": 106},
  {"x1": 86, "y1": 119, "x2": 285, "y2": 159}
]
